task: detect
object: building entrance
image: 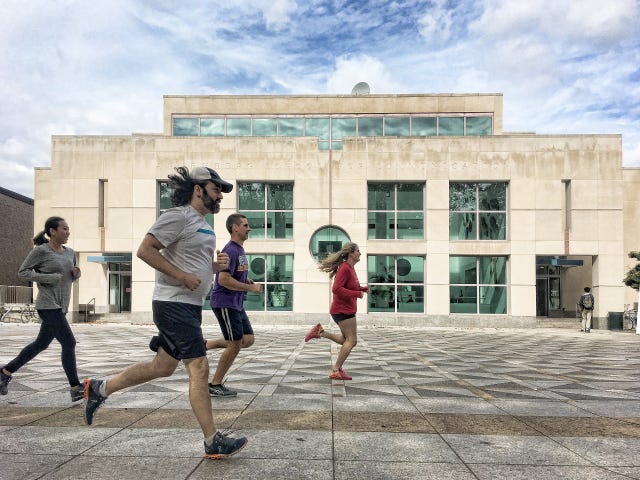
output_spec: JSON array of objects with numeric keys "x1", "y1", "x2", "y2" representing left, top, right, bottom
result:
[{"x1": 108, "y1": 262, "x2": 131, "y2": 313}]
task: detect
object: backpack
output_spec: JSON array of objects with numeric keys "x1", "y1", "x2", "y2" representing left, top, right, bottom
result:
[{"x1": 582, "y1": 294, "x2": 593, "y2": 310}]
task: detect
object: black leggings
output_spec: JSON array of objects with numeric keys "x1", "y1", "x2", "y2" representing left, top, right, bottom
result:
[{"x1": 3, "y1": 309, "x2": 80, "y2": 387}]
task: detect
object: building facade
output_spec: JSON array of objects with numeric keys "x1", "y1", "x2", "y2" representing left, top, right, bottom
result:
[
  {"x1": 34, "y1": 92, "x2": 640, "y2": 327},
  {"x1": 0, "y1": 186, "x2": 34, "y2": 287}
]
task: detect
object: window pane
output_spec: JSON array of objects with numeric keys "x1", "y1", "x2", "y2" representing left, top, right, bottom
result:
[
  {"x1": 266, "y1": 211, "x2": 293, "y2": 239},
  {"x1": 439, "y1": 116, "x2": 464, "y2": 136},
  {"x1": 466, "y1": 116, "x2": 492, "y2": 135},
  {"x1": 200, "y1": 118, "x2": 224, "y2": 136},
  {"x1": 450, "y1": 286, "x2": 477, "y2": 313},
  {"x1": 368, "y1": 255, "x2": 395, "y2": 311},
  {"x1": 159, "y1": 181, "x2": 173, "y2": 212},
  {"x1": 279, "y1": 118, "x2": 304, "y2": 136},
  {"x1": 253, "y1": 118, "x2": 277, "y2": 136},
  {"x1": 330, "y1": 141, "x2": 343, "y2": 150},
  {"x1": 331, "y1": 117, "x2": 356, "y2": 140},
  {"x1": 384, "y1": 116, "x2": 410, "y2": 136},
  {"x1": 368, "y1": 255, "x2": 395, "y2": 283},
  {"x1": 450, "y1": 256, "x2": 476, "y2": 284},
  {"x1": 267, "y1": 255, "x2": 293, "y2": 282},
  {"x1": 368, "y1": 183, "x2": 394, "y2": 210},
  {"x1": 268, "y1": 284, "x2": 292, "y2": 311},
  {"x1": 450, "y1": 212, "x2": 476, "y2": 240},
  {"x1": 411, "y1": 116, "x2": 436, "y2": 136},
  {"x1": 238, "y1": 183, "x2": 265, "y2": 210},
  {"x1": 305, "y1": 117, "x2": 330, "y2": 140},
  {"x1": 226, "y1": 118, "x2": 251, "y2": 136},
  {"x1": 479, "y1": 213, "x2": 506, "y2": 240},
  {"x1": 244, "y1": 288, "x2": 264, "y2": 311},
  {"x1": 318, "y1": 141, "x2": 331, "y2": 150},
  {"x1": 358, "y1": 117, "x2": 383, "y2": 136},
  {"x1": 449, "y1": 183, "x2": 476, "y2": 211},
  {"x1": 267, "y1": 183, "x2": 293, "y2": 210},
  {"x1": 397, "y1": 183, "x2": 423, "y2": 210},
  {"x1": 398, "y1": 286, "x2": 424, "y2": 312},
  {"x1": 242, "y1": 211, "x2": 265, "y2": 238},
  {"x1": 397, "y1": 212, "x2": 423, "y2": 239},
  {"x1": 309, "y1": 226, "x2": 350, "y2": 261},
  {"x1": 479, "y1": 286, "x2": 506, "y2": 314},
  {"x1": 479, "y1": 257, "x2": 506, "y2": 284},
  {"x1": 397, "y1": 256, "x2": 423, "y2": 283},
  {"x1": 367, "y1": 212, "x2": 395, "y2": 239},
  {"x1": 173, "y1": 117, "x2": 198, "y2": 136},
  {"x1": 478, "y1": 183, "x2": 506, "y2": 210}
]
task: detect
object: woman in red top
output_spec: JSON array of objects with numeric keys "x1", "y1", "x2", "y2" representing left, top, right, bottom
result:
[{"x1": 304, "y1": 242, "x2": 368, "y2": 380}]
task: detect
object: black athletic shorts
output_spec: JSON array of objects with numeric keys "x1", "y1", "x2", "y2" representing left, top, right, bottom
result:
[
  {"x1": 213, "y1": 307, "x2": 254, "y2": 342},
  {"x1": 331, "y1": 313, "x2": 355, "y2": 323},
  {"x1": 151, "y1": 300, "x2": 206, "y2": 360}
]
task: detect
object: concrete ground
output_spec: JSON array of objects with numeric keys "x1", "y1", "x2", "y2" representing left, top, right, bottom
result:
[{"x1": 1, "y1": 321, "x2": 640, "y2": 479}]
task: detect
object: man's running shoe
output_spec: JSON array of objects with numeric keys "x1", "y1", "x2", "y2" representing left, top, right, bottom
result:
[
  {"x1": 204, "y1": 431, "x2": 248, "y2": 459},
  {"x1": 329, "y1": 368, "x2": 352, "y2": 380},
  {"x1": 0, "y1": 370, "x2": 11, "y2": 395},
  {"x1": 209, "y1": 383, "x2": 238, "y2": 397},
  {"x1": 70, "y1": 384, "x2": 84, "y2": 402},
  {"x1": 304, "y1": 323, "x2": 324, "y2": 342},
  {"x1": 83, "y1": 378, "x2": 107, "y2": 425}
]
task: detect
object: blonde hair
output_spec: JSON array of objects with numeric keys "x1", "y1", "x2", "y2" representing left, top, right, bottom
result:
[{"x1": 318, "y1": 242, "x2": 359, "y2": 278}]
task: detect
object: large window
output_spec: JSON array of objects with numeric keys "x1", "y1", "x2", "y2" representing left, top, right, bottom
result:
[
  {"x1": 244, "y1": 254, "x2": 293, "y2": 311},
  {"x1": 450, "y1": 256, "x2": 507, "y2": 314},
  {"x1": 238, "y1": 183, "x2": 293, "y2": 239},
  {"x1": 368, "y1": 255, "x2": 424, "y2": 313},
  {"x1": 368, "y1": 183, "x2": 424, "y2": 239},
  {"x1": 309, "y1": 226, "x2": 350, "y2": 261},
  {"x1": 449, "y1": 182, "x2": 507, "y2": 240}
]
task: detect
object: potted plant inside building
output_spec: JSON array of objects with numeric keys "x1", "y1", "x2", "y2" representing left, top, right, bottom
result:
[{"x1": 269, "y1": 265, "x2": 289, "y2": 307}]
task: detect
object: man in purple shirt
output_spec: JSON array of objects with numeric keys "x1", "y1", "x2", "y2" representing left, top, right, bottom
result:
[{"x1": 207, "y1": 214, "x2": 262, "y2": 396}]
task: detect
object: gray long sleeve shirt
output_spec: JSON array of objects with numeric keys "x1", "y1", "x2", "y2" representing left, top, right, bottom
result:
[{"x1": 18, "y1": 244, "x2": 80, "y2": 313}]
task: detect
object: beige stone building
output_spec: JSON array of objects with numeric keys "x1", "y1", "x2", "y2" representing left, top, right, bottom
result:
[{"x1": 34, "y1": 92, "x2": 639, "y2": 328}]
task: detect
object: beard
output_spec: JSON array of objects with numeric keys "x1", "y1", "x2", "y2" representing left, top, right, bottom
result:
[{"x1": 202, "y1": 190, "x2": 221, "y2": 214}]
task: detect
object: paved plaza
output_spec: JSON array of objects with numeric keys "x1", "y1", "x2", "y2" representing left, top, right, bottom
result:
[{"x1": 2, "y1": 321, "x2": 640, "y2": 479}]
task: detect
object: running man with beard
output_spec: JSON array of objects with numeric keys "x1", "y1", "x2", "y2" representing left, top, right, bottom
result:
[{"x1": 82, "y1": 166, "x2": 248, "y2": 459}]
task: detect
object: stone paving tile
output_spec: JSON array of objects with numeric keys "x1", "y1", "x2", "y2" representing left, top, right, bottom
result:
[{"x1": 3, "y1": 323, "x2": 640, "y2": 479}]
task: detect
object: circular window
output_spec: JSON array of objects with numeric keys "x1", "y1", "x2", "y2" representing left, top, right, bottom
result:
[{"x1": 309, "y1": 226, "x2": 350, "y2": 261}]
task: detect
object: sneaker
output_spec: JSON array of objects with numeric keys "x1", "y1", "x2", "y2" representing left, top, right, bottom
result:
[
  {"x1": 209, "y1": 383, "x2": 238, "y2": 397},
  {"x1": 329, "y1": 368, "x2": 352, "y2": 380},
  {"x1": 304, "y1": 323, "x2": 324, "y2": 342},
  {"x1": 204, "y1": 431, "x2": 248, "y2": 459},
  {"x1": 70, "y1": 384, "x2": 84, "y2": 402},
  {"x1": 83, "y1": 379, "x2": 107, "y2": 425},
  {"x1": 0, "y1": 370, "x2": 12, "y2": 395},
  {"x1": 585, "y1": 328, "x2": 591, "y2": 333}
]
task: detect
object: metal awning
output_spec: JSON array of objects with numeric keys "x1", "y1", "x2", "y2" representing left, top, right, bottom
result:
[
  {"x1": 536, "y1": 256, "x2": 584, "y2": 267},
  {"x1": 87, "y1": 253, "x2": 132, "y2": 263}
]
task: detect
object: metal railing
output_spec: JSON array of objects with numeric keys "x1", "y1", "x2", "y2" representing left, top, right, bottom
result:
[{"x1": 80, "y1": 298, "x2": 95, "y2": 322}]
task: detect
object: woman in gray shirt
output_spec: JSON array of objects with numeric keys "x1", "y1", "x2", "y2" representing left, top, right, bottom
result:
[{"x1": 0, "y1": 216, "x2": 83, "y2": 401}]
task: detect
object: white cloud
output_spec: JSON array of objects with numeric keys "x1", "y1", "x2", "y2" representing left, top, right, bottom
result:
[{"x1": 326, "y1": 55, "x2": 401, "y2": 95}]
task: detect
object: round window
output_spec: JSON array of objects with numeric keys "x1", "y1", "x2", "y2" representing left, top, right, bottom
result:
[{"x1": 309, "y1": 226, "x2": 350, "y2": 261}]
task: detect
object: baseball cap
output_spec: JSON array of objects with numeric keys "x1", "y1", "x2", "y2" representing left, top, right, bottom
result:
[{"x1": 190, "y1": 167, "x2": 233, "y2": 193}]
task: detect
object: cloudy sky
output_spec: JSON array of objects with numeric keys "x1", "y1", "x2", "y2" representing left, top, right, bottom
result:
[{"x1": 1, "y1": 0, "x2": 639, "y2": 198}]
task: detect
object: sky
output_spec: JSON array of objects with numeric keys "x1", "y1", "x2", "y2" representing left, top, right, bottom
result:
[{"x1": 1, "y1": 0, "x2": 639, "y2": 198}]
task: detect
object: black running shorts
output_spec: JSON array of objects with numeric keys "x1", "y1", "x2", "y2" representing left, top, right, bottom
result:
[{"x1": 152, "y1": 300, "x2": 206, "y2": 360}]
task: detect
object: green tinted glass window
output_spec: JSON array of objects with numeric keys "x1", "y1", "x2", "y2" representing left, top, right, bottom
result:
[
  {"x1": 226, "y1": 118, "x2": 251, "y2": 136},
  {"x1": 245, "y1": 254, "x2": 294, "y2": 312},
  {"x1": 439, "y1": 116, "x2": 464, "y2": 136},
  {"x1": 279, "y1": 118, "x2": 304, "y2": 136},
  {"x1": 466, "y1": 116, "x2": 492, "y2": 135},
  {"x1": 239, "y1": 183, "x2": 293, "y2": 239},
  {"x1": 450, "y1": 256, "x2": 507, "y2": 314},
  {"x1": 331, "y1": 117, "x2": 356, "y2": 140},
  {"x1": 358, "y1": 117, "x2": 383, "y2": 136},
  {"x1": 238, "y1": 183, "x2": 265, "y2": 210},
  {"x1": 368, "y1": 255, "x2": 425, "y2": 313},
  {"x1": 384, "y1": 116, "x2": 410, "y2": 136},
  {"x1": 173, "y1": 117, "x2": 198, "y2": 136},
  {"x1": 252, "y1": 118, "x2": 277, "y2": 136},
  {"x1": 158, "y1": 181, "x2": 173, "y2": 214},
  {"x1": 305, "y1": 118, "x2": 330, "y2": 140},
  {"x1": 368, "y1": 183, "x2": 424, "y2": 240},
  {"x1": 309, "y1": 226, "x2": 350, "y2": 261},
  {"x1": 411, "y1": 117, "x2": 436, "y2": 136},
  {"x1": 200, "y1": 118, "x2": 225, "y2": 136}
]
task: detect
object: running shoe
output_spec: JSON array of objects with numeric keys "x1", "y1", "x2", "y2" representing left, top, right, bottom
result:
[
  {"x1": 204, "y1": 431, "x2": 248, "y2": 459},
  {"x1": 304, "y1": 323, "x2": 324, "y2": 342},
  {"x1": 209, "y1": 383, "x2": 238, "y2": 397},
  {"x1": 0, "y1": 370, "x2": 11, "y2": 395},
  {"x1": 70, "y1": 384, "x2": 84, "y2": 402},
  {"x1": 83, "y1": 378, "x2": 107, "y2": 425},
  {"x1": 329, "y1": 368, "x2": 352, "y2": 380}
]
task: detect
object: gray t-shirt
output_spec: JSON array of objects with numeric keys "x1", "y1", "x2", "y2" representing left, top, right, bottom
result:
[
  {"x1": 18, "y1": 244, "x2": 78, "y2": 313},
  {"x1": 148, "y1": 204, "x2": 217, "y2": 305}
]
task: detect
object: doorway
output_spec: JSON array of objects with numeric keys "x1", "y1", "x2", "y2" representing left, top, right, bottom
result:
[{"x1": 108, "y1": 262, "x2": 131, "y2": 313}]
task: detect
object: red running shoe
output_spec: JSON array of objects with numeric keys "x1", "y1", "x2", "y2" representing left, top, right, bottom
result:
[
  {"x1": 329, "y1": 368, "x2": 352, "y2": 380},
  {"x1": 304, "y1": 323, "x2": 324, "y2": 342}
]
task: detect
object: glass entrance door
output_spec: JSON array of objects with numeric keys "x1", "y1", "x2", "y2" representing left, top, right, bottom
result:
[
  {"x1": 536, "y1": 278, "x2": 548, "y2": 317},
  {"x1": 108, "y1": 262, "x2": 131, "y2": 313}
]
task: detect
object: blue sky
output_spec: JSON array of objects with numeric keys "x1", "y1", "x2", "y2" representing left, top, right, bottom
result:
[{"x1": 1, "y1": 0, "x2": 639, "y2": 198}]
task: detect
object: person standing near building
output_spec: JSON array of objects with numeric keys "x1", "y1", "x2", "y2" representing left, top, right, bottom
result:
[
  {"x1": 0, "y1": 216, "x2": 83, "y2": 401},
  {"x1": 206, "y1": 213, "x2": 261, "y2": 397},
  {"x1": 579, "y1": 287, "x2": 595, "y2": 333},
  {"x1": 304, "y1": 242, "x2": 368, "y2": 380},
  {"x1": 82, "y1": 166, "x2": 248, "y2": 459}
]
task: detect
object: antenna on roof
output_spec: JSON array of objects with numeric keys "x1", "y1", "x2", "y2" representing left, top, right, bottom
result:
[{"x1": 351, "y1": 82, "x2": 370, "y2": 95}]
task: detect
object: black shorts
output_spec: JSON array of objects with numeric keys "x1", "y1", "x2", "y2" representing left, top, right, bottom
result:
[
  {"x1": 152, "y1": 300, "x2": 206, "y2": 360},
  {"x1": 213, "y1": 307, "x2": 254, "y2": 342},
  {"x1": 331, "y1": 313, "x2": 355, "y2": 323}
]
